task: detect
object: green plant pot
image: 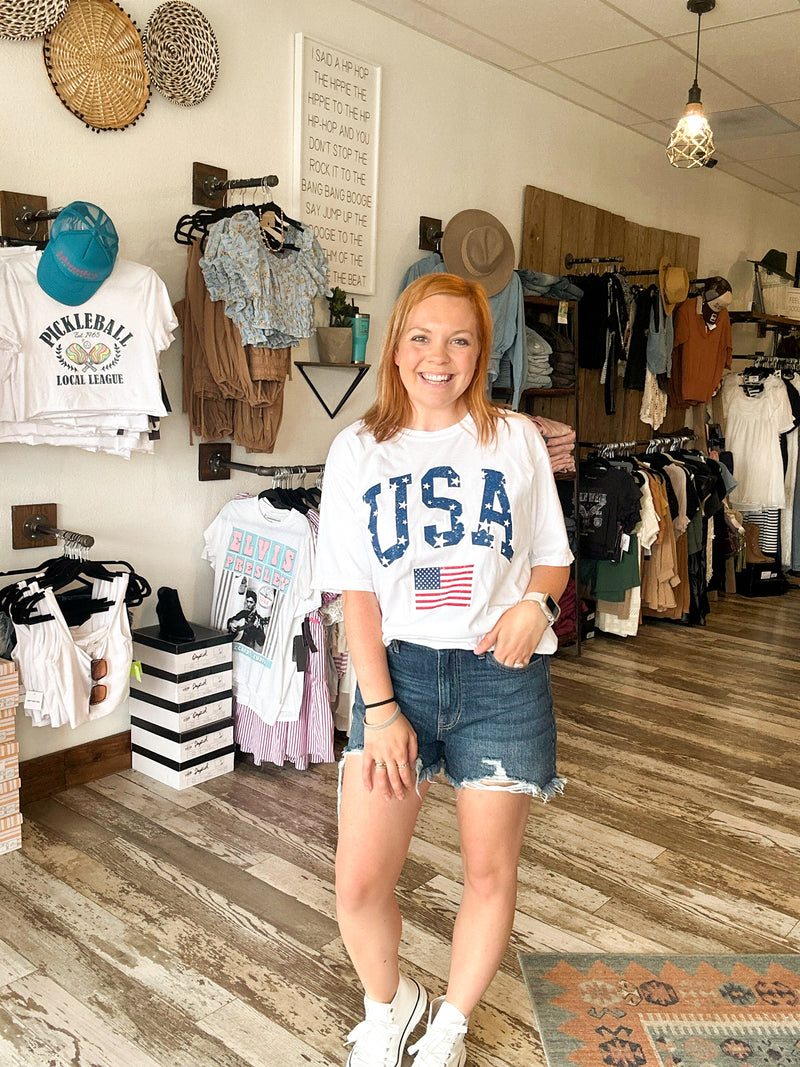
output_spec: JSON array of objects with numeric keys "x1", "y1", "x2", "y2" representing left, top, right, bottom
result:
[{"x1": 316, "y1": 326, "x2": 353, "y2": 364}]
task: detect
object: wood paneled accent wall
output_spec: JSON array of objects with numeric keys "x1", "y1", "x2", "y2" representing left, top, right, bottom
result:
[{"x1": 521, "y1": 185, "x2": 701, "y2": 444}]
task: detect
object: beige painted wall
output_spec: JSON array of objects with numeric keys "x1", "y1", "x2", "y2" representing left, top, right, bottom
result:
[{"x1": 2, "y1": 0, "x2": 798, "y2": 758}]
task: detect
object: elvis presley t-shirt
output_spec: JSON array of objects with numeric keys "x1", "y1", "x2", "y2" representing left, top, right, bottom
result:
[
  {"x1": 203, "y1": 497, "x2": 320, "y2": 724},
  {"x1": 313, "y1": 414, "x2": 573, "y2": 655}
]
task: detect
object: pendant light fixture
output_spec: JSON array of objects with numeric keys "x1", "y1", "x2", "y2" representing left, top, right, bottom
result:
[{"x1": 666, "y1": 0, "x2": 716, "y2": 169}]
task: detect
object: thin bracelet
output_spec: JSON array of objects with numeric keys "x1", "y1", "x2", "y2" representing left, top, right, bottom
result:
[
  {"x1": 364, "y1": 695, "x2": 395, "y2": 710},
  {"x1": 363, "y1": 705, "x2": 402, "y2": 730}
]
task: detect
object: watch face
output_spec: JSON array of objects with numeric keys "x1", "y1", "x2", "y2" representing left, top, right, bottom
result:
[{"x1": 545, "y1": 594, "x2": 561, "y2": 620}]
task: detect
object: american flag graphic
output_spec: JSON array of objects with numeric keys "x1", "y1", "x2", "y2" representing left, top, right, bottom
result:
[{"x1": 414, "y1": 565, "x2": 473, "y2": 610}]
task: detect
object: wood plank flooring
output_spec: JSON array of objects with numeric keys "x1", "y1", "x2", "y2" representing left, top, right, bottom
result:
[{"x1": 1, "y1": 586, "x2": 798, "y2": 1065}]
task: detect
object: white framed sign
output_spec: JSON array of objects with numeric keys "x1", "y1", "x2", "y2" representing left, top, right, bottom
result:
[{"x1": 293, "y1": 34, "x2": 381, "y2": 295}]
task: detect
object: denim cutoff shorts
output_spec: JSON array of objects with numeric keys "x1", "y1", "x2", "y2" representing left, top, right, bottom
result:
[{"x1": 344, "y1": 640, "x2": 566, "y2": 801}]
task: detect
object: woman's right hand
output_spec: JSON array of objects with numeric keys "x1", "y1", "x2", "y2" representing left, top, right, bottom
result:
[{"x1": 363, "y1": 710, "x2": 418, "y2": 800}]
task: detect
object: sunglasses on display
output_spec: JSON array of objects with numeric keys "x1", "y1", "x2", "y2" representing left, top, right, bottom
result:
[{"x1": 90, "y1": 657, "x2": 108, "y2": 706}]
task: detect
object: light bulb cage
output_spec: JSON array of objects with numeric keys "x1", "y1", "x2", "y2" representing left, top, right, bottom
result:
[
  {"x1": 666, "y1": 101, "x2": 715, "y2": 168},
  {"x1": 666, "y1": 0, "x2": 716, "y2": 169}
]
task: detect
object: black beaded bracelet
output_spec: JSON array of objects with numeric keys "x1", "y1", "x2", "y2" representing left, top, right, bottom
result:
[{"x1": 363, "y1": 695, "x2": 396, "y2": 710}]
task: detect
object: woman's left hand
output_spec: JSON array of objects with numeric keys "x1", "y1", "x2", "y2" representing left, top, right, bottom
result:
[{"x1": 473, "y1": 601, "x2": 548, "y2": 667}]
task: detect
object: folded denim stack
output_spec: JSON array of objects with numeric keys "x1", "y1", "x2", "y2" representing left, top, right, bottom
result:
[
  {"x1": 526, "y1": 320, "x2": 576, "y2": 388},
  {"x1": 517, "y1": 269, "x2": 584, "y2": 301},
  {"x1": 529, "y1": 415, "x2": 576, "y2": 474},
  {"x1": 524, "y1": 325, "x2": 553, "y2": 389}
]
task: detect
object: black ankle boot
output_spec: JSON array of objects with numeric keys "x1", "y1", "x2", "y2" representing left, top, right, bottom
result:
[{"x1": 156, "y1": 587, "x2": 195, "y2": 643}]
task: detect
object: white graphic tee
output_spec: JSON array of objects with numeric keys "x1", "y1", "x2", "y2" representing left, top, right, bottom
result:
[
  {"x1": 0, "y1": 252, "x2": 176, "y2": 422},
  {"x1": 203, "y1": 498, "x2": 320, "y2": 724},
  {"x1": 313, "y1": 414, "x2": 573, "y2": 654}
]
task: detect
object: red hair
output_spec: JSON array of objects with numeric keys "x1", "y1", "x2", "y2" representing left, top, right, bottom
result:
[{"x1": 361, "y1": 273, "x2": 505, "y2": 444}]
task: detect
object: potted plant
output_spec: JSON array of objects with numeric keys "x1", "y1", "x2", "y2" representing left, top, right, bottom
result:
[{"x1": 316, "y1": 287, "x2": 359, "y2": 363}]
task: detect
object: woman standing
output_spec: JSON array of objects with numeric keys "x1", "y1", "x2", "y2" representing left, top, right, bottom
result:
[{"x1": 314, "y1": 273, "x2": 572, "y2": 1066}]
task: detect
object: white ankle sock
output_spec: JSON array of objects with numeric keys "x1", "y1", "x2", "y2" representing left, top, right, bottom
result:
[{"x1": 433, "y1": 1000, "x2": 467, "y2": 1027}]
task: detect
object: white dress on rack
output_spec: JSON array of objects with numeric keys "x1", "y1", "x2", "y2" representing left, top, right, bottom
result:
[{"x1": 722, "y1": 374, "x2": 795, "y2": 511}]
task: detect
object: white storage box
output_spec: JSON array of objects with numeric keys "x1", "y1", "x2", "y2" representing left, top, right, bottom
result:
[
  {"x1": 132, "y1": 623, "x2": 232, "y2": 675},
  {"x1": 132, "y1": 661, "x2": 232, "y2": 705},
  {"x1": 784, "y1": 287, "x2": 800, "y2": 320},
  {"x1": 130, "y1": 717, "x2": 234, "y2": 763},
  {"x1": 129, "y1": 691, "x2": 233, "y2": 734},
  {"x1": 131, "y1": 747, "x2": 235, "y2": 791}
]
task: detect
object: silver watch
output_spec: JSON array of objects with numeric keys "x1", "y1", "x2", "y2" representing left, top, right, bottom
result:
[{"x1": 520, "y1": 592, "x2": 561, "y2": 625}]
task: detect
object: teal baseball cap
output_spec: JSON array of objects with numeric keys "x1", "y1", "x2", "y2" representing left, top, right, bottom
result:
[{"x1": 37, "y1": 202, "x2": 119, "y2": 306}]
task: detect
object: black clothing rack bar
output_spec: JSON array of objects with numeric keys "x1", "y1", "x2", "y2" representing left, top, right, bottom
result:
[
  {"x1": 200, "y1": 446, "x2": 326, "y2": 480},
  {"x1": 578, "y1": 430, "x2": 695, "y2": 455},
  {"x1": 14, "y1": 206, "x2": 64, "y2": 235},
  {"x1": 23, "y1": 517, "x2": 94, "y2": 550},
  {"x1": 564, "y1": 253, "x2": 624, "y2": 269},
  {"x1": 204, "y1": 173, "x2": 279, "y2": 197},
  {"x1": 618, "y1": 266, "x2": 660, "y2": 277}
]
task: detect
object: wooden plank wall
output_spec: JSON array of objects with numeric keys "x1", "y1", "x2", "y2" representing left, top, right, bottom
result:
[{"x1": 521, "y1": 185, "x2": 701, "y2": 445}]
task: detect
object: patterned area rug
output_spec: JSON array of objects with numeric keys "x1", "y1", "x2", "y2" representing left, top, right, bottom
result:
[{"x1": 518, "y1": 953, "x2": 800, "y2": 1067}]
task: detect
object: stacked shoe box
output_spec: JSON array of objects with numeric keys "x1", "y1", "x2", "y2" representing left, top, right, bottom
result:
[
  {"x1": 0, "y1": 660, "x2": 22, "y2": 854},
  {"x1": 130, "y1": 624, "x2": 235, "y2": 790}
]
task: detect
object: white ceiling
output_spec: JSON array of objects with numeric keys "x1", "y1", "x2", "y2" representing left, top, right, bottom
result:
[{"x1": 354, "y1": 0, "x2": 800, "y2": 206}]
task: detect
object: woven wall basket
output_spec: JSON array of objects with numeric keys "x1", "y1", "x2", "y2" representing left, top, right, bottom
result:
[
  {"x1": 0, "y1": 0, "x2": 69, "y2": 40},
  {"x1": 143, "y1": 1, "x2": 220, "y2": 107},
  {"x1": 43, "y1": 0, "x2": 150, "y2": 132}
]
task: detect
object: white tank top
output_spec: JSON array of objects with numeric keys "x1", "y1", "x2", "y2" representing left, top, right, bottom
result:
[{"x1": 13, "y1": 575, "x2": 132, "y2": 729}]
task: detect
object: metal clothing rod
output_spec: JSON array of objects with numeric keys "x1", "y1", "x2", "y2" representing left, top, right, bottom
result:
[
  {"x1": 204, "y1": 174, "x2": 279, "y2": 197},
  {"x1": 618, "y1": 266, "x2": 661, "y2": 277},
  {"x1": 14, "y1": 206, "x2": 65, "y2": 235},
  {"x1": 22, "y1": 516, "x2": 94, "y2": 550},
  {"x1": 564, "y1": 253, "x2": 624, "y2": 269},
  {"x1": 207, "y1": 453, "x2": 324, "y2": 478},
  {"x1": 578, "y1": 430, "x2": 695, "y2": 455}
]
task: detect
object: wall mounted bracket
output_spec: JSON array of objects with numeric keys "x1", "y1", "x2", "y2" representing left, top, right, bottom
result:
[{"x1": 0, "y1": 190, "x2": 49, "y2": 242}]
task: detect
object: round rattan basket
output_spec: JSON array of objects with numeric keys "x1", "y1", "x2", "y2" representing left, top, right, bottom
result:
[
  {"x1": 143, "y1": 1, "x2": 219, "y2": 107},
  {"x1": 43, "y1": 0, "x2": 150, "y2": 132},
  {"x1": 0, "y1": 0, "x2": 69, "y2": 40}
]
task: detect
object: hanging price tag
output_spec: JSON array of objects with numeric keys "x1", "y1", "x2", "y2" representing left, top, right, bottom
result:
[
  {"x1": 557, "y1": 300, "x2": 568, "y2": 324},
  {"x1": 130, "y1": 661, "x2": 143, "y2": 682}
]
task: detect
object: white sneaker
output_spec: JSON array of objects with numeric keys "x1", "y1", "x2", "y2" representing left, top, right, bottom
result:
[
  {"x1": 345, "y1": 974, "x2": 427, "y2": 1067},
  {"x1": 408, "y1": 997, "x2": 468, "y2": 1066}
]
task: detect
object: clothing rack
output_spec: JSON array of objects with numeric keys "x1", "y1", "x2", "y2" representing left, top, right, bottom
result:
[
  {"x1": 203, "y1": 448, "x2": 324, "y2": 480},
  {"x1": 13, "y1": 206, "x2": 64, "y2": 236},
  {"x1": 578, "y1": 430, "x2": 695, "y2": 457},
  {"x1": 202, "y1": 173, "x2": 279, "y2": 200},
  {"x1": 748, "y1": 354, "x2": 800, "y2": 370},
  {"x1": 564, "y1": 253, "x2": 624, "y2": 269},
  {"x1": 22, "y1": 517, "x2": 94, "y2": 551}
]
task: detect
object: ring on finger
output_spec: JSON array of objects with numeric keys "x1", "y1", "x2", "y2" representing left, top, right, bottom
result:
[
  {"x1": 397, "y1": 761, "x2": 409, "y2": 769},
  {"x1": 374, "y1": 761, "x2": 386, "y2": 768},
  {"x1": 513, "y1": 661, "x2": 526, "y2": 668}
]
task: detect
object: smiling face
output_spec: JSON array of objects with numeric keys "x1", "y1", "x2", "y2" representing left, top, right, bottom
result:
[{"x1": 393, "y1": 294, "x2": 480, "y2": 431}]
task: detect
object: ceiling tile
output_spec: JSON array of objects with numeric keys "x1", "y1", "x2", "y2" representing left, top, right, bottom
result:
[
  {"x1": 628, "y1": 120, "x2": 674, "y2": 143},
  {"x1": 551, "y1": 39, "x2": 756, "y2": 121},
  {"x1": 515, "y1": 65, "x2": 651, "y2": 125},
  {"x1": 771, "y1": 100, "x2": 800, "y2": 124},
  {"x1": 413, "y1": 0, "x2": 654, "y2": 62},
  {"x1": 740, "y1": 154, "x2": 800, "y2": 189},
  {"x1": 721, "y1": 130, "x2": 800, "y2": 162},
  {"x1": 350, "y1": 0, "x2": 535, "y2": 67},
  {"x1": 705, "y1": 105, "x2": 798, "y2": 143},
  {"x1": 605, "y1": 0, "x2": 800, "y2": 38},
  {"x1": 716, "y1": 160, "x2": 794, "y2": 193},
  {"x1": 669, "y1": 12, "x2": 800, "y2": 103}
]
